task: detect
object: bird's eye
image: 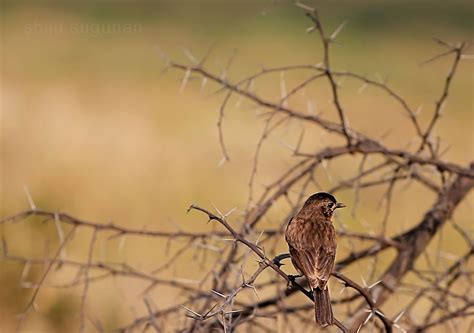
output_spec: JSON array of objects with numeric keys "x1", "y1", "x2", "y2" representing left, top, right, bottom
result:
[{"x1": 328, "y1": 202, "x2": 334, "y2": 208}]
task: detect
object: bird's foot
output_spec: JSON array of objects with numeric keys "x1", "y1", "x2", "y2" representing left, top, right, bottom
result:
[{"x1": 287, "y1": 274, "x2": 303, "y2": 289}]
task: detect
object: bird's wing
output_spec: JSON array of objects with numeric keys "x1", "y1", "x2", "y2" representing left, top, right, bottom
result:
[
  {"x1": 314, "y1": 247, "x2": 336, "y2": 287},
  {"x1": 287, "y1": 221, "x2": 336, "y2": 288},
  {"x1": 290, "y1": 246, "x2": 335, "y2": 288}
]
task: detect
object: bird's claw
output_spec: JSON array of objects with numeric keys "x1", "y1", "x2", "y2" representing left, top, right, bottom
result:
[{"x1": 287, "y1": 274, "x2": 303, "y2": 289}]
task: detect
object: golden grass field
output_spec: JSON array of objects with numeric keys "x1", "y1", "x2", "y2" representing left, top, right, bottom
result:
[{"x1": 1, "y1": 1, "x2": 473, "y2": 332}]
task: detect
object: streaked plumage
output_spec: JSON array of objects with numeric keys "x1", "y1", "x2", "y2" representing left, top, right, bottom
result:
[{"x1": 285, "y1": 192, "x2": 344, "y2": 326}]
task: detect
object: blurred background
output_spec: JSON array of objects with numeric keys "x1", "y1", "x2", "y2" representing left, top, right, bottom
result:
[{"x1": 1, "y1": 0, "x2": 473, "y2": 332}]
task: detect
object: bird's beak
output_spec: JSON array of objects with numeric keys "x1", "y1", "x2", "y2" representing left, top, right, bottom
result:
[{"x1": 335, "y1": 202, "x2": 346, "y2": 209}]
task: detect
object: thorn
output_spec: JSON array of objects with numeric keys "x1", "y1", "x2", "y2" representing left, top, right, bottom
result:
[
  {"x1": 209, "y1": 201, "x2": 224, "y2": 219},
  {"x1": 224, "y1": 207, "x2": 237, "y2": 218},
  {"x1": 20, "y1": 261, "x2": 31, "y2": 281},
  {"x1": 315, "y1": 62, "x2": 324, "y2": 70},
  {"x1": 203, "y1": 303, "x2": 218, "y2": 317},
  {"x1": 433, "y1": 38, "x2": 456, "y2": 50},
  {"x1": 439, "y1": 251, "x2": 457, "y2": 261},
  {"x1": 255, "y1": 230, "x2": 264, "y2": 246},
  {"x1": 217, "y1": 157, "x2": 227, "y2": 167},
  {"x1": 394, "y1": 323, "x2": 407, "y2": 333},
  {"x1": 179, "y1": 68, "x2": 191, "y2": 93},
  {"x1": 158, "y1": 62, "x2": 171, "y2": 77},
  {"x1": 249, "y1": 78, "x2": 255, "y2": 94},
  {"x1": 250, "y1": 284, "x2": 260, "y2": 299},
  {"x1": 225, "y1": 48, "x2": 237, "y2": 71},
  {"x1": 224, "y1": 309, "x2": 243, "y2": 314},
  {"x1": 200, "y1": 77, "x2": 208, "y2": 95},
  {"x1": 193, "y1": 242, "x2": 221, "y2": 252},
  {"x1": 186, "y1": 205, "x2": 195, "y2": 213},
  {"x1": 279, "y1": 140, "x2": 296, "y2": 152},
  {"x1": 211, "y1": 290, "x2": 227, "y2": 299},
  {"x1": 240, "y1": 268, "x2": 246, "y2": 284},
  {"x1": 394, "y1": 310, "x2": 406, "y2": 323},
  {"x1": 330, "y1": 20, "x2": 348, "y2": 41},
  {"x1": 250, "y1": 256, "x2": 261, "y2": 264},
  {"x1": 414, "y1": 104, "x2": 423, "y2": 116},
  {"x1": 182, "y1": 48, "x2": 198, "y2": 65},
  {"x1": 375, "y1": 310, "x2": 385, "y2": 318},
  {"x1": 295, "y1": 2, "x2": 315, "y2": 13},
  {"x1": 2, "y1": 236, "x2": 8, "y2": 255},
  {"x1": 438, "y1": 102, "x2": 446, "y2": 117},
  {"x1": 361, "y1": 275, "x2": 368, "y2": 288},
  {"x1": 23, "y1": 185, "x2": 36, "y2": 210},
  {"x1": 234, "y1": 95, "x2": 243, "y2": 109},
  {"x1": 420, "y1": 48, "x2": 456, "y2": 65},
  {"x1": 374, "y1": 72, "x2": 386, "y2": 84},
  {"x1": 358, "y1": 82, "x2": 368, "y2": 94},
  {"x1": 54, "y1": 212, "x2": 67, "y2": 260},
  {"x1": 338, "y1": 285, "x2": 346, "y2": 294},
  {"x1": 362, "y1": 311, "x2": 374, "y2": 325},
  {"x1": 155, "y1": 45, "x2": 167, "y2": 61},
  {"x1": 199, "y1": 41, "x2": 216, "y2": 67},
  {"x1": 321, "y1": 158, "x2": 328, "y2": 171},
  {"x1": 181, "y1": 305, "x2": 202, "y2": 319},
  {"x1": 280, "y1": 71, "x2": 288, "y2": 108},
  {"x1": 368, "y1": 280, "x2": 382, "y2": 289},
  {"x1": 307, "y1": 100, "x2": 316, "y2": 114}
]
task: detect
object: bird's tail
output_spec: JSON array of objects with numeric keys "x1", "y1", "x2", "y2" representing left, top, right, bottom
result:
[{"x1": 313, "y1": 287, "x2": 333, "y2": 326}]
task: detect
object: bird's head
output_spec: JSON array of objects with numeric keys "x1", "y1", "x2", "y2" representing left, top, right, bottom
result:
[{"x1": 305, "y1": 192, "x2": 345, "y2": 218}]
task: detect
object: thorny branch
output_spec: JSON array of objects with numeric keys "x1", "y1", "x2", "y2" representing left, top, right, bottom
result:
[{"x1": 1, "y1": 3, "x2": 473, "y2": 333}]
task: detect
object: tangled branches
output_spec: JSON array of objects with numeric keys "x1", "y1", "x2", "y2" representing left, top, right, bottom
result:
[{"x1": 1, "y1": 3, "x2": 473, "y2": 333}]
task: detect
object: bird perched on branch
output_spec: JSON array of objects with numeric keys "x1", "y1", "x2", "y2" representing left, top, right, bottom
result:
[{"x1": 285, "y1": 192, "x2": 345, "y2": 326}]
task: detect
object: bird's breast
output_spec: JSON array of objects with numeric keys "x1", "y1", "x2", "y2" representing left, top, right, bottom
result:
[{"x1": 286, "y1": 217, "x2": 336, "y2": 249}]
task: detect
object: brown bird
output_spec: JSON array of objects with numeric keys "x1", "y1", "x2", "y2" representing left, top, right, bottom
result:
[{"x1": 285, "y1": 192, "x2": 345, "y2": 326}]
